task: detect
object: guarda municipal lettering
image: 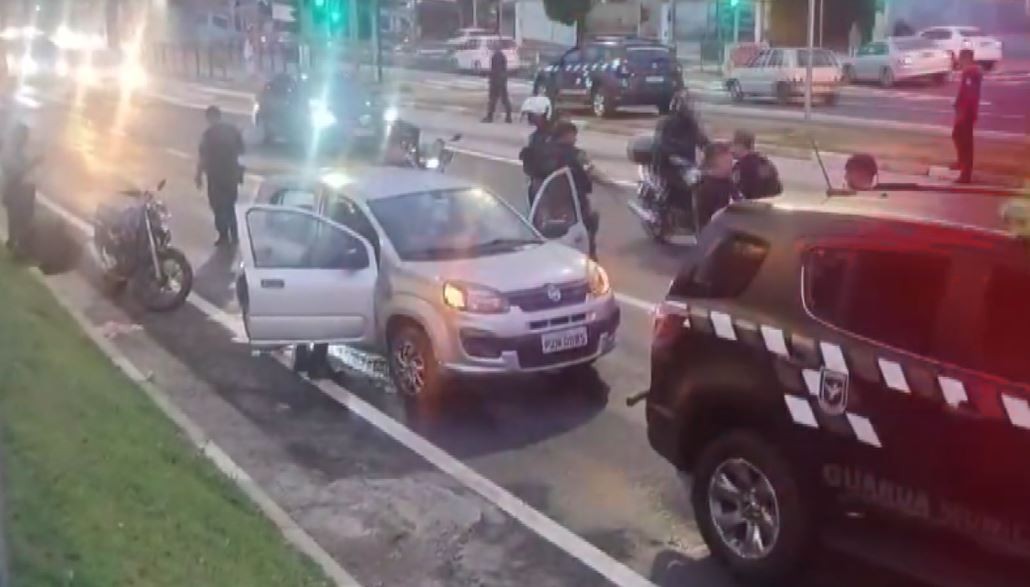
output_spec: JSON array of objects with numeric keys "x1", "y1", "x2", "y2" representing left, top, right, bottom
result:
[{"x1": 823, "y1": 464, "x2": 931, "y2": 519}]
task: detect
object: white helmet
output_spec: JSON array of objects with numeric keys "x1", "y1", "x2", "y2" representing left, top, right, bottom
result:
[{"x1": 521, "y1": 96, "x2": 552, "y2": 118}]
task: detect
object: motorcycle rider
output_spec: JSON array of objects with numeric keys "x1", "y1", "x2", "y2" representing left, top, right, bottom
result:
[
  {"x1": 730, "y1": 130, "x2": 782, "y2": 200},
  {"x1": 652, "y1": 89, "x2": 708, "y2": 214},
  {"x1": 519, "y1": 96, "x2": 554, "y2": 205}
]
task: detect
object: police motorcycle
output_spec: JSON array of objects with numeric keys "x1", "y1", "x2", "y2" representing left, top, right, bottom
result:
[
  {"x1": 93, "y1": 180, "x2": 194, "y2": 312},
  {"x1": 382, "y1": 112, "x2": 461, "y2": 172},
  {"x1": 625, "y1": 134, "x2": 702, "y2": 245}
]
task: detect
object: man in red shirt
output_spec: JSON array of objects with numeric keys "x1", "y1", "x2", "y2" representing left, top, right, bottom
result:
[{"x1": 952, "y1": 49, "x2": 983, "y2": 184}]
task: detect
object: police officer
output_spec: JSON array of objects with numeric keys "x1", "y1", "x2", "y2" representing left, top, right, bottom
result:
[
  {"x1": 952, "y1": 49, "x2": 982, "y2": 185},
  {"x1": 542, "y1": 121, "x2": 599, "y2": 259},
  {"x1": 653, "y1": 90, "x2": 708, "y2": 211},
  {"x1": 195, "y1": 106, "x2": 245, "y2": 246},
  {"x1": 519, "y1": 96, "x2": 553, "y2": 205},
  {"x1": 482, "y1": 44, "x2": 513, "y2": 124}
]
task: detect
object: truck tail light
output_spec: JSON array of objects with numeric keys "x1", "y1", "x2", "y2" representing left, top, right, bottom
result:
[{"x1": 653, "y1": 301, "x2": 688, "y2": 347}]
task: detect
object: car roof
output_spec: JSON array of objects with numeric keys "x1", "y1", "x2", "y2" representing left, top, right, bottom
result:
[
  {"x1": 747, "y1": 189, "x2": 1020, "y2": 237},
  {"x1": 262, "y1": 167, "x2": 476, "y2": 203}
]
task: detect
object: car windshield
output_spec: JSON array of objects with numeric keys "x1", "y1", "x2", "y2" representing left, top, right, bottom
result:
[
  {"x1": 894, "y1": 38, "x2": 935, "y2": 51},
  {"x1": 487, "y1": 39, "x2": 517, "y2": 50},
  {"x1": 958, "y1": 28, "x2": 983, "y2": 37},
  {"x1": 368, "y1": 188, "x2": 543, "y2": 261},
  {"x1": 796, "y1": 49, "x2": 837, "y2": 67},
  {"x1": 303, "y1": 75, "x2": 375, "y2": 107}
]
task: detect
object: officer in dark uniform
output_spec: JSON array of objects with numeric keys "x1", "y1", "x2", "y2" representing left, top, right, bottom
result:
[
  {"x1": 482, "y1": 44, "x2": 513, "y2": 124},
  {"x1": 195, "y1": 106, "x2": 245, "y2": 246},
  {"x1": 952, "y1": 49, "x2": 982, "y2": 185}
]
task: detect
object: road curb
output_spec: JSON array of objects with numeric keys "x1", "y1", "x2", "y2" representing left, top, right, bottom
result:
[
  {"x1": 0, "y1": 206, "x2": 362, "y2": 587},
  {"x1": 0, "y1": 425, "x2": 9, "y2": 587}
]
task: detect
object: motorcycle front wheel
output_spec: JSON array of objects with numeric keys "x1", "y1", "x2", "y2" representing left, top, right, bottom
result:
[{"x1": 133, "y1": 248, "x2": 193, "y2": 312}]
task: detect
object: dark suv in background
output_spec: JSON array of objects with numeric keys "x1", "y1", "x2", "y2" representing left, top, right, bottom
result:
[{"x1": 532, "y1": 36, "x2": 683, "y2": 118}]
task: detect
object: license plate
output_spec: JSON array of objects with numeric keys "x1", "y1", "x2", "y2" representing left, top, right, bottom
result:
[
  {"x1": 646, "y1": 75, "x2": 665, "y2": 83},
  {"x1": 541, "y1": 327, "x2": 589, "y2": 354}
]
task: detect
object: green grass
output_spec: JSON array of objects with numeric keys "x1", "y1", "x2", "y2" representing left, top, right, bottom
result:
[{"x1": 0, "y1": 258, "x2": 330, "y2": 587}]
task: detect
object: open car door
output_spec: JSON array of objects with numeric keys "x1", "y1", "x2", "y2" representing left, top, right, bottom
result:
[
  {"x1": 236, "y1": 203, "x2": 378, "y2": 346},
  {"x1": 528, "y1": 167, "x2": 589, "y2": 255}
]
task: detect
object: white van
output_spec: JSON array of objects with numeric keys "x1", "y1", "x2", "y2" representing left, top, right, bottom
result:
[{"x1": 452, "y1": 36, "x2": 520, "y2": 74}]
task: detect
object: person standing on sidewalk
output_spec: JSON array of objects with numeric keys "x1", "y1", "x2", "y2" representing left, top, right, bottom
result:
[
  {"x1": 952, "y1": 49, "x2": 983, "y2": 185},
  {"x1": 195, "y1": 106, "x2": 245, "y2": 246},
  {"x1": 482, "y1": 44, "x2": 513, "y2": 124},
  {"x1": 2, "y1": 123, "x2": 42, "y2": 258},
  {"x1": 848, "y1": 22, "x2": 862, "y2": 57}
]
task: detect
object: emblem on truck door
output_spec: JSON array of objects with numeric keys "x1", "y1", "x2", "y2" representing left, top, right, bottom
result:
[{"x1": 818, "y1": 368, "x2": 849, "y2": 416}]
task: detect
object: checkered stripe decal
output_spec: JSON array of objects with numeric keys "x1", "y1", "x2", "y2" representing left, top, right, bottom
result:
[{"x1": 669, "y1": 302, "x2": 1030, "y2": 447}]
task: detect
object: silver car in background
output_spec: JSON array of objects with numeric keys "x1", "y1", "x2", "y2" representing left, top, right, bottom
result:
[{"x1": 843, "y1": 37, "x2": 952, "y2": 87}]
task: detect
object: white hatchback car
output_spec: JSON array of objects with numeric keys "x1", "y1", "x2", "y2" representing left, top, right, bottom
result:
[
  {"x1": 726, "y1": 47, "x2": 842, "y2": 105},
  {"x1": 452, "y1": 36, "x2": 521, "y2": 74},
  {"x1": 918, "y1": 26, "x2": 1003, "y2": 71},
  {"x1": 844, "y1": 37, "x2": 952, "y2": 87},
  {"x1": 236, "y1": 167, "x2": 619, "y2": 397}
]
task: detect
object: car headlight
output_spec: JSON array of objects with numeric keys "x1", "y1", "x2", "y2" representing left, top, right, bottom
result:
[
  {"x1": 586, "y1": 260, "x2": 611, "y2": 297},
  {"x1": 383, "y1": 107, "x2": 399, "y2": 123},
  {"x1": 309, "y1": 99, "x2": 336, "y2": 130},
  {"x1": 425, "y1": 157, "x2": 440, "y2": 170},
  {"x1": 443, "y1": 281, "x2": 510, "y2": 314},
  {"x1": 902, "y1": 56, "x2": 913, "y2": 65}
]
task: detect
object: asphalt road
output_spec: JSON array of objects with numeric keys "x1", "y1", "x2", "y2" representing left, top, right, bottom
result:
[
  {"x1": 2, "y1": 79, "x2": 1000, "y2": 587},
  {"x1": 382, "y1": 57, "x2": 1030, "y2": 136}
]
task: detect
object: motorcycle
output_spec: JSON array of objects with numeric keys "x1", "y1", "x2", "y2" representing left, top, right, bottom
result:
[
  {"x1": 384, "y1": 117, "x2": 461, "y2": 172},
  {"x1": 625, "y1": 134, "x2": 702, "y2": 245},
  {"x1": 93, "y1": 180, "x2": 194, "y2": 312}
]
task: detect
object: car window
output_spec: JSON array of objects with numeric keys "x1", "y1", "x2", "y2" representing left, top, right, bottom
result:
[
  {"x1": 958, "y1": 28, "x2": 983, "y2": 38},
  {"x1": 973, "y1": 264, "x2": 1030, "y2": 385},
  {"x1": 625, "y1": 46, "x2": 672, "y2": 66},
  {"x1": 246, "y1": 208, "x2": 368, "y2": 270},
  {"x1": 487, "y1": 38, "x2": 517, "y2": 51},
  {"x1": 797, "y1": 49, "x2": 837, "y2": 66},
  {"x1": 893, "y1": 38, "x2": 935, "y2": 51},
  {"x1": 271, "y1": 189, "x2": 317, "y2": 212},
  {"x1": 367, "y1": 188, "x2": 542, "y2": 261},
  {"x1": 805, "y1": 247, "x2": 952, "y2": 358},
  {"x1": 767, "y1": 50, "x2": 785, "y2": 68},
  {"x1": 267, "y1": 74, "x2": 295, "y2": 95},
  {"x1": 327, "y1": 196, "x2": 380, "y2": 261},
  {"x1": 563, "y1": 49, "x2": 582, "y2": 65},
  {"x1": 670, "y1": 232, "x2": 769, "y2": 299},
  {"x1": 583, "y1": 45, "x2": 606, "y2": 62},
  {"x1": 212, "y1": 15, "x2": 230, "y2": 29},
  {"x1": 921, "y1": 29, "x2": 952, "y2": 40}
]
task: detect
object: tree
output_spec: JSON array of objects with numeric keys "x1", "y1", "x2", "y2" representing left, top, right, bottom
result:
[{"x1": 543, "y1": 0, "x2": 593, "y2": 41}]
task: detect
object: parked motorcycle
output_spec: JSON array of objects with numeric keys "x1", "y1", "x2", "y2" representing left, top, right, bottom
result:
[
  {"x1": 93, "y1": 180, "x2": 193, "y2": 312},
  {"x1": 625, "y1": 134, "x2": 702, "y2": 245}
]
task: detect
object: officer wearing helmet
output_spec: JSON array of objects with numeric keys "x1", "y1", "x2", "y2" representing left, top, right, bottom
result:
[
  {"x1": 519, "y1": 96, "x2": 555, "y2": 205},
  {"x1": 653, "y1": 89, "x2": 708, "y2": 211}
]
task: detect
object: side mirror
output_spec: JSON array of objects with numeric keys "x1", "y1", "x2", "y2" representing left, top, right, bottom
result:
[{"x1": 539, "y1": 220, "x2": 570, "y2": 239}]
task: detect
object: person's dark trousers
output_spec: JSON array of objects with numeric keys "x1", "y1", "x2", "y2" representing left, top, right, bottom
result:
[
  {"x1": 207, "y1": 178, "x2": 239, "y2": 243},
  {"x1": 4, "y1": 183, "x2": 35, "y2": 255},
  {"x1": 585, "y1": 210, "x2": 599, "y2": 261},
  {"x1": 952, "y1": 119, "x2": 975, "y2": 183},
  {"x1": 485, "y1": 82, "x2": 512, "y2": 122}
]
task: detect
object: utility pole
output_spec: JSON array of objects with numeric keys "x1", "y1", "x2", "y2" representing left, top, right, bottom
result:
[
  {"x1": 472, "y1": 0, "x2": 478, "y2": 28},
  {"x1": 732, "y1": 0, "x2": 740, "y2": 43},
  {"x1": 818, "y1": 0, "x2": 824, "y2": 47},
  {"x1": 372, "y1": 0, "x2": 382, "y2": 82},
  {"x1": 804, "y1": 0, "x2": 815, "y2": 120}
]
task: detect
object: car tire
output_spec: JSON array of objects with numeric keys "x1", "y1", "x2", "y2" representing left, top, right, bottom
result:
[
  {"x1": 823, "y1": 92, "x2": 839, "y2": 106},
  {"x1": 931, "y1": 72, "x2": 949, "y2": 85},
  {"x1": 388, "y1": 322, "x2": 443, "y2": 399},
  {"x1": 982, "y1": 61, "x2": 997, "y2": 72},
  {"x1": 774, "y1": 82, "x2": 791, "y2": 105},
  {"x1": 879, "y1": 67, "x2": 895, "y2": 88},
  {"x1": 692, "y1": 430, "x2": 813, "y2": 586},
  {"x1": 841, "y1": 65, "x2": 855, "y2": 85},
  {"x1": 728, "y1": 80, "x2": 744, "y2": 103},
  {"x1": 591, "y1": 87, "x2": 614, "y2": 118}
]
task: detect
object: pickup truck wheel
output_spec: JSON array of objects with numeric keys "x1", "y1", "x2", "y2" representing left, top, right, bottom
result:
[
  {"x1": 388, "y1": 323, "x2": 442, "y2": 398},
  {"x1": 692, "y1": 430, "x2": 812, "y2": 585},
  {"x1": 592, "y1": 88, "x2": 614, "y2": 118}
]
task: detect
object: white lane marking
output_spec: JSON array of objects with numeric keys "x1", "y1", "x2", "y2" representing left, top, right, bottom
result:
[
  {"x1": 166, "y1": 147, "x2": 193, "y2": 160},
  {"x1": 1, "y1": 208, "x2": 362, "y2": 587},
  {"x1": 938, "y1": 376, "x2": 968, "y2": 408},
  {"x1": 784, "y1": 395, "x2": 818, "y2": 428},
  {"x1": 846, "y1": 413, "x2": 882, "y2": 448},
  {"x1": 35, "y1": 191, "x2": 660, "y2": 587}
]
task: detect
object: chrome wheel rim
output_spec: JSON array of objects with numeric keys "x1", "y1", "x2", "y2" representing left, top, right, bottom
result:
[
  {"x1": 158, "y1": 258, "x2": 185, "y2": 294},
  {"x1": 708, "y1": 458, "x2": 781, "y2": 560},
  {"x1": 393, "y1": 339, "x2": 426, "y2": 395}
]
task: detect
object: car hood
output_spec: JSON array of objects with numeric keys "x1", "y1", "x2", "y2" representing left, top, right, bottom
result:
[{"x1": 404, "y1": 241, "x2": 589, "y2": 293}]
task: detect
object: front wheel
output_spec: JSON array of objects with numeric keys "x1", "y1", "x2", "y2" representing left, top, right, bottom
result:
[
  {"x1": 592, "y1": 88, "x2": 615, "y2": 118},
  {"x1": 133, "y1": 247, "x2": 193, "y2": 312},
  {"x1": 388, "y1": 323, "x2": 443, "y2": 399},
  {"x1": 692, "y1": 430, "x2": 813, "y2": 585}
]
